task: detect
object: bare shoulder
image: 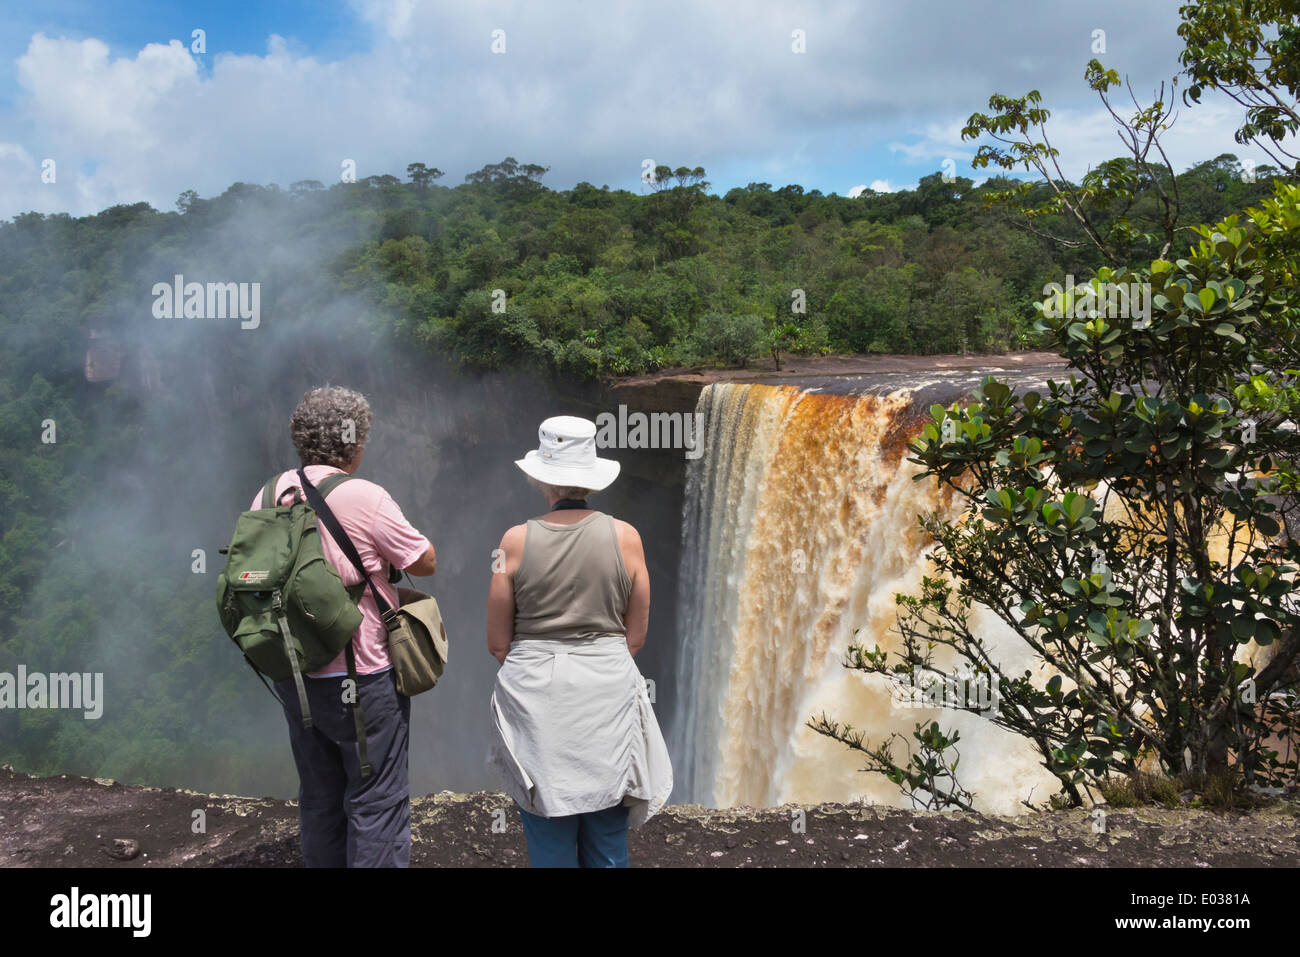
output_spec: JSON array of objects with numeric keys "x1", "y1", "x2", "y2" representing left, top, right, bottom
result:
[
  {"x1": 500, "y1": 523, "x2": 528, "y2": 553},
  {"x1": 610, "y1": 517, "x2": 640, "y2": 539},
  {"x1": 611, "y1": 518, "x2": 644, "y2": 555}
]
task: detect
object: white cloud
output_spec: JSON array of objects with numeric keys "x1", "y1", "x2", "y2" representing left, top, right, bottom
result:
[
  {"x1": 0, "y1": 0, "x2": 1286, "y2": 219},
  {"x1": 861, "y1": 179, "x2": 919, "y2": 194},
  {"x1": 888, "y1": 119, "x2": 970, "y2": 165},
  {"x1": 18, "y1": 35, "x2": 199, "y2": 146},
  {"x1": 888, "y1": 99, "x2": 1285, "y2": 185}
]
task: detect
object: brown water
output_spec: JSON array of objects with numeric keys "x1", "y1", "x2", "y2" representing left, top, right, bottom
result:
[{"x1": 669, "y1": 380, "x2": 1059, "y2": 813}]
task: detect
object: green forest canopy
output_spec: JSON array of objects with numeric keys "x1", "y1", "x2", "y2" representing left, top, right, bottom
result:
[{"x1": 6, "y1": 153, "x2": 1287, "y2": 382}]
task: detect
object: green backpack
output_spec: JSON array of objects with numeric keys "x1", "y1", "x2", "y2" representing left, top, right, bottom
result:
[{"x1": 217, "y1": 472, "x2": 374, "y2": 774}]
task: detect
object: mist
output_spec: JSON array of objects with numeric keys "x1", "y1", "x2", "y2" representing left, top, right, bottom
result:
[{"x1": 0, "y1": 191, "x2": 684, "y2": 798}]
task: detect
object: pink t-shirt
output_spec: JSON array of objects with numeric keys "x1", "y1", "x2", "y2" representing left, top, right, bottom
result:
[{"x1": 250, "y1": 465, "x2": 432, "y2": 676}]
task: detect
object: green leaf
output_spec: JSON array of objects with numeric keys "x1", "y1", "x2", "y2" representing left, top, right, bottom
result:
[
  {"x1": 1255, "y1": 619, "x2": 1280, "y2": 646},
  {"x1": 1213, "y1": 323, "x2": 1245, "y2": 344}
]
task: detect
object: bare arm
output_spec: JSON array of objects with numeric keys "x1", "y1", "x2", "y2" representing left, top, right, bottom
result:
[
  {"x1": 404, "y1": 543, "x2": 437, "y2": 577},
  {"x1": 616, "y1": 520, "x2": 650, "y2": 657},
  {"x1": 486, "y1": 525, "x2": 524, "y2": 665}
]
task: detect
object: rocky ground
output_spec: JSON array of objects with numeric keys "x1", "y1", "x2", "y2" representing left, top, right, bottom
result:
[{"x1": 3, "y1": 765, "x2": 1298, "y2": 867}]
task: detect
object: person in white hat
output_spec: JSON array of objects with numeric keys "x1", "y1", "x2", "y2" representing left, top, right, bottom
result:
[{"x1": 485, "y1": 415, "x2": 673, "y2": 867}]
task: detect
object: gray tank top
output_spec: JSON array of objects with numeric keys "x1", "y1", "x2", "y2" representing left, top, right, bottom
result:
[{"x1": 513, "y1": 511, "x2": 632, "y2": 641}]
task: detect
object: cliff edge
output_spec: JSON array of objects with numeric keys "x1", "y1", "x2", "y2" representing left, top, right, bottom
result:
[{"x1": 3, "y1": 766, "x2": 1297, "y2": 868}]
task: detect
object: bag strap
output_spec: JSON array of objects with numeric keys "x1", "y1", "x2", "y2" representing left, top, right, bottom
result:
[
  {"x1": 297, "y1": 467, "x2": 400, "y2": 628},
  {"x1": 295, "y1": 467, "x2": 378, "y2": 779},
  {"x1": 261, "y1": 470, "x2": 354, "y2": 509},
  {"x1": 345, "y1": 643, "x2": 371, "y2": 778},
  {"x1": 260, "y1": 475, "x2": 280, "y2": 509},
  {"x1": 315, "y1": 472, "x2": 354, "y2": 499}
]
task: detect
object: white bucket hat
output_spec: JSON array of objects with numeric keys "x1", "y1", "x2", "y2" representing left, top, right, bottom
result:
[{"x1": 515, "y1": 415, "x2": 621, "y2": 491}]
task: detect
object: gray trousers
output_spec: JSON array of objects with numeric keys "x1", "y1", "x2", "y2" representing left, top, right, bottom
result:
[{"x1": 276, "y1": 667, "x2": 411, "y2": 867}]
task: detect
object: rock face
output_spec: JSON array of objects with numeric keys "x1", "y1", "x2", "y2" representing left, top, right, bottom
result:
[
  {"x1": 607, "y1": 374, "x2": 708, "y2": 418},
  {"x1": 607, "y1": 350, "x2": 1068, "y2": 405},
  {"x1": 3, "y1": 766, "x2": 1297, "y2": 868},
  {"x1": 83, "y1": 329, "x2": 122, "y2": 382}
]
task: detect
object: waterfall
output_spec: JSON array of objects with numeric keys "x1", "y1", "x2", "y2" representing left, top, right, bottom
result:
[{"x1": 669, "y1": 381, "x2": 1057, "y2": 813}]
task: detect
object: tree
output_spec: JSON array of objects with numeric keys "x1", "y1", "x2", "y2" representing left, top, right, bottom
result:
[
  {"x1": 544, "y1": 209, "x2": 622, "y2": 271},
  {"x1": 962, "y1": 61, "x2": 1186, "y2": 263},
  {"x1": 693, "y1": 312, "x2": 764, "y2": 368},
  {"x1": 406, "y1": 163, "x2": 444, "y2": 189},
  {"x1": 897, "y1": 171, "x2": 976, "y2": 226},
  {"x1": 645, "y1": 164, "x2": 711, "y2": 260},
  {"x1": 767, "y1": 320, "x2": 800, "y2": 371},
  {"x1": 464, "y1": 157, "x2": 550, "y2": 198},
  {"x1": 826, "y1": 264, "x2": 915, "y2": 353},
  {"x1": 649, "y1": 165, "x2": 708, "y2": 191},
  {"x1": 359, "y1": 174, "x2": 401, "y2": 189},
  {"x1": 1178, "y1": 0, "x2": 1300, "y2": 175}
]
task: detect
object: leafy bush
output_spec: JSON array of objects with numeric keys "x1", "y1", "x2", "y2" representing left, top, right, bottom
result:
[{"x1": 693, "y1": 312, "x2": 766, "y2": 368}]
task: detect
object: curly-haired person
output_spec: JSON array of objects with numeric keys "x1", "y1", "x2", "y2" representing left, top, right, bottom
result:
[{"x1": 251, "y1": 386, "x2": 437, "y2": 867}]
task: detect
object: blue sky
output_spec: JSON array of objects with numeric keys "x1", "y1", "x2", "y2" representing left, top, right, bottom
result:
[
  {"x1": 0, "y1": 0, "x2": 1277, "y2": 220},
  {"x1": 0, "y1": 1, "x2": 370, "y2": 103}
]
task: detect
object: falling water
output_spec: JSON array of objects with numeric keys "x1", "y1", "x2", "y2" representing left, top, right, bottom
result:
[{"x1": 669, "y1": 382, "x2": 1058, "y2": 814}]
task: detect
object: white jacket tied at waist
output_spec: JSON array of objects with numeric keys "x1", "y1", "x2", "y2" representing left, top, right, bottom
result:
[{"x1": 488, "y1": 634, "x2": 673, "y2": 828}]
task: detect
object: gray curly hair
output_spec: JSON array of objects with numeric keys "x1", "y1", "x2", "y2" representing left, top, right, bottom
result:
[{"x1": 290, "y1": 386, "x2": 373, "y2": 468}]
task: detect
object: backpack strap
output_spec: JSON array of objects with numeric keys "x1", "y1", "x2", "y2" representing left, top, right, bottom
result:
[
  {"x1": 273, "y1": 590, "x2": 312, "y2": 732},
  {"x1": 262, "y1": 472, "x2": 305, "y2": 509},
  {"x1": 261, "y1": 470, "x2": 353, "y2": 509},
  {"x1": 296, "y1": 467, "x2": 380, "y2": 779},
  {"x1": 260, "y1": 474, "x2": 282, "y2": 509},
  {"x1": 297, "y1": 469, "x2": 398, "y2": 625},
  {"x1": 315, "y1": 472, "x2": 355, "y2": 499}
]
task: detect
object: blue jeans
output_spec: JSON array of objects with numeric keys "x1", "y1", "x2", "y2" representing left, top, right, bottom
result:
[
  {"x1": 517, "y1": 802, "x2": 631, "y2": 867},
  {"x1": 276, "y1": 667, "x2": 411, "y2": 868}
]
